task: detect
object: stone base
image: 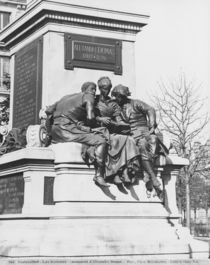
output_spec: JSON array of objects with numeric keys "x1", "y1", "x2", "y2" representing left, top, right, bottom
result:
[
  {"x1": 0, "y1": 217, "x2": 208, "y2": 259},
  {"x1": 0, "y1": 145, "x2": 208, "y2": 259}
]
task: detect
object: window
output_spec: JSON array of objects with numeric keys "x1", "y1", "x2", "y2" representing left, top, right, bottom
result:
[
  {"x1": 0, "y1": 12, "x2": 10, "y2": 31},
  {"x1": 0, "y1": 57, "x2": 10, "y2": 90}
]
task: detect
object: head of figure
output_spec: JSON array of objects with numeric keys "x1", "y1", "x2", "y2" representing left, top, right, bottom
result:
[
  {"x1": 97, "y1": 76, "x2": 112, "y2": 98},
  {"x1": 81, "y1": 82, "x2": 96, "y2": 96},
  {"x1": 111, "y1": 84, "x2": 131, "y2": 106}
]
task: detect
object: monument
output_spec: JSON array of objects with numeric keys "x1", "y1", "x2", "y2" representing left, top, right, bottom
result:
[{"x1": 0, "y1": 0, "x2": 208, "y2": 260}]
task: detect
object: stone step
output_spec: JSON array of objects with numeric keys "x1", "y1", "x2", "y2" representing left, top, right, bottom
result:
[{"x1": 0, "y1": 218, "x2": 208, "y2": 258}]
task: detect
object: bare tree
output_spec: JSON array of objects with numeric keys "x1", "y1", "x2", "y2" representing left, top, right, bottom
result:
[{"x1": 152, "y1": 73, "x2": 209, "y2": 229}]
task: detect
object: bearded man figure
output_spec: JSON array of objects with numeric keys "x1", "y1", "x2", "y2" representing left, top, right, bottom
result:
[
  {"x1": 111, "y1": 84, "x2": 163, "y2": 198},
  {"x1": 45, "y1": 82, "x2": 109, "y2": 187}
]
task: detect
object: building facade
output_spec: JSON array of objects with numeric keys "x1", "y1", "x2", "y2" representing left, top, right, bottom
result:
[
  {"x1": 0, "y1": 0, "x2": 27, "y2": 140},
  {"x1": 0, "y1": 0, "x2": 27, "y2": 98}
]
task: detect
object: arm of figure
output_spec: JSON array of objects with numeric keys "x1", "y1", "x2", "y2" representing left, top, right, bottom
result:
[
  {"x1": 44, "y1": 102, "x2": 58, "y2": 127},
  {"x1": 113, "y1": 116, "x2": 130, "y2": 126},
  {"x1": 112, "y1": 116, "x2": 131, "y2": 134},
  {"x1": 95, "y1": 101, "x2": 120, "y2": 126},
  {"x1": 135, "y1": 100, "x2": 157, "y2": 133},
  {"x1": 45, "y1": 102, "x2": 57, "y2": 116},
  {"x1": 86, "y1": 100, "x2": 95, "y2": 120},
  {"x1": 111, "y1": 102, "x2": 130, "y2": 127},
  {"x1": 42, "y1": 102, "x2": 58, "y2": 145},
  {"x1": 83, "y1": 94, "x2": 96, "y2": 127},
  {"x1": 99, "y1": 101, "x2": 130, "y2": 134}
]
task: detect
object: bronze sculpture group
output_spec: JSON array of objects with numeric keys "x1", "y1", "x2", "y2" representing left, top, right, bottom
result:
[{"x1": 45, "y1": 77, "x2": 165, "y2": 199}]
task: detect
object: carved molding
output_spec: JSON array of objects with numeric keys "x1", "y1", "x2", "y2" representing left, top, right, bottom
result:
[
  {"x1": 0, "y1": 3, "x2": 148, "y2": 48},
  {"x1": 46, "y1": 12, "x2": 143, "y2": 32}
]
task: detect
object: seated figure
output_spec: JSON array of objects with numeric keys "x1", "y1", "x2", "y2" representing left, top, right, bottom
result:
[
  {"x1": 45, "y1": 82, "x2": 109, "y2": 187},
  {"x1": 111, "y1": 84, "x2": 165, "y2": 197},
  {"x1": 82, "y1": 77, "x2": 141, "y2": 186}
]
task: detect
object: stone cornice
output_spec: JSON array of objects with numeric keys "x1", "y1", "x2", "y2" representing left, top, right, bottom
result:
[
  {"x1": 0, "y1": 0, "x2": 26, "y2": 8},
  {"x1": 0, "y1": 0, "x2": 149, "y2": 48}
]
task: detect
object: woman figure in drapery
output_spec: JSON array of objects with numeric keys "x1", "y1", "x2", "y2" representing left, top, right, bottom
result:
[
  {"x1": 82, "y1": 77, "x2": 141, "y2": 186},
  {"x1": 111, "y1": 84, "x2": 166, "y2": 198}
]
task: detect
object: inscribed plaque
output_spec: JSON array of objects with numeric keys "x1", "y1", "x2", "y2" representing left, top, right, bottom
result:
[
  {"x1": 13, "y1": 37, "x2": 43, "y2": 128},
  {"x1": 0, "y1": 173, "x2": 24, "y2": 214},
  {"x1": 64, "y1": 34, "x2": 122, "y2": 75}
]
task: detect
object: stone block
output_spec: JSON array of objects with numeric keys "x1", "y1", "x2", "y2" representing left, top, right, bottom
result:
[{"x1": 51, "y1": 142, "x2": 83, "y2": 164}]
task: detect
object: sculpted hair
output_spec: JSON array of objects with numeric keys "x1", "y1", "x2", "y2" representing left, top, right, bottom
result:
[
  {"x1": 81, "y1": 82, "x2": 96, "y2": 92},
  {"x1": 97, "y1": 76, "x2": 112, "y2": 88},
  {"x1": 111, "y1": 84, "x2": 131, "y2": 97}
]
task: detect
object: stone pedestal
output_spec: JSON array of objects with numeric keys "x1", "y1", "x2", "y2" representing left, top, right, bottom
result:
[
  {"x1": 162, "y1": 155, "x2": 189, "y2": 218},
  {"x1": 42, "y1": 142, "x2": 208, "y2": 259},
  {"x1": 51, "y1": 142, "x2": 166, "y2": 217},
  {"x1": 0, "y1": 143, "x2": 208, "y2": 258},
  {"x1": 0, "y1": 147, "x2": 55, "y2": 217}
]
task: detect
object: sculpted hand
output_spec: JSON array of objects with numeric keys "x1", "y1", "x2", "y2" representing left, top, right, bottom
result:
[{"x1": 98, "y1": 117, "x2": 111, "y2": 125}]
